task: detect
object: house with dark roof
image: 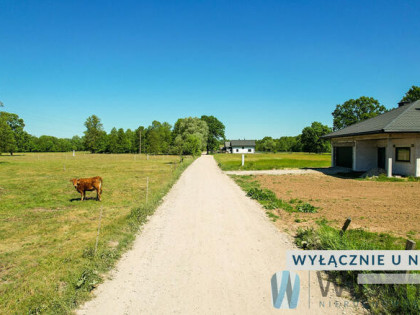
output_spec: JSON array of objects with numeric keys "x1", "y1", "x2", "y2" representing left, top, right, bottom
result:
[
  {"x1": 323, "y1": 100, "x2": 420, "y2": 177},
  {"x1": 223, "y1": 140, "x2": 256, "y2": 154}
]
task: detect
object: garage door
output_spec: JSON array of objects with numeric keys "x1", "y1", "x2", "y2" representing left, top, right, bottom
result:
[{"x1": 335, "y1": 147, "x2": 353, "y2": 168}]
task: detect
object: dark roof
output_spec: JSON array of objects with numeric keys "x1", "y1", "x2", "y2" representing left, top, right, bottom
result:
[
  {"x1": 230, "y1": 140, "x2": 256, "y2": 146},
  {"x1": 323, "y1": 100, "x2": 420, "y2": 139}
]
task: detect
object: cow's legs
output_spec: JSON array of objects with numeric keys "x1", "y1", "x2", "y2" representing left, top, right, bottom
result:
[
  {"x1": 80, "y1": 191, "x2": 84, "y2": 201},
  {"x1": 97, "y1": 188, "x2": 101, "y2": 201}
]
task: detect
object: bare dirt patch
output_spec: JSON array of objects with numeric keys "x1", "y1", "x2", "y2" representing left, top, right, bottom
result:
[{"x1": 255, "y1": 173, "x2": 420, "y2": 238}]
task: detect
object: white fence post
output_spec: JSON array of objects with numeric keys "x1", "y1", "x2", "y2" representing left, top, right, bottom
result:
[{"x1": 242, "y1": 154, "x2": 245, "y2": 166}]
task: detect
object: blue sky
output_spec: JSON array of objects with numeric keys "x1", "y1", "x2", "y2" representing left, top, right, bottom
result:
[{"x1": 1, "y1": 0, "x2": 419, "y2": 139}]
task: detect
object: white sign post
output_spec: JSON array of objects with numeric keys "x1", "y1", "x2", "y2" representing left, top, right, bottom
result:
[{"x1": 242, "y1": 154, "x2": 245, "y2": 166}]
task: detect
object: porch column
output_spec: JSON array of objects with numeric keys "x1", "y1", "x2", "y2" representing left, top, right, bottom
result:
[
  {"x1": 416, "y1": 138, "x2": 420, "y2": 177},
  {"x1": 386, "y1": 138, "x2": 393, "y2": 177},
  {"x1": 331, "y1": 142, "x2": 335, "y2": 167},
  {"x1": 352, "y1": 141, "x2": 357, "y2": 170}
]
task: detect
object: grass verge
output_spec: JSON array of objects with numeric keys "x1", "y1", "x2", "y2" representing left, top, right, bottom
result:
[
  {"x1": 231, "y1": 175, "x2": 318, "y2": 218},
  {"x1": 296, "y1": 222, "x2": 420, "y2": 314}
]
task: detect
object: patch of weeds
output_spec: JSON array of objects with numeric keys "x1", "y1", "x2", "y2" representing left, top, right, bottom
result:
[
  {"x1": 247, "y1": 187, "x2": 276, "y2": 202},
  {"x1": 295, "y1": 222, "x2": 420, "y2": 314},
  {"x1": 295, "y1": 202, "x2": 317, "y2": 213},
  {"x1": 290, "y1": 198, "x2": 318, "y2": 213},
  {"x1": 246, "y1": 187, "x2": 294, "y2": 212},
  {"x1": 75, "y1": 269, "x2": 100, "y2": 291},
  {"x1": 294, "y1": 218, "x2": 302, "y2": 223},
  {"x1": 234, "y1": 177, "x2": 318, "y2": 214},
  {"x1": 315, "y1": 217, "x2": 329, "y2": 226},
  {"x1": 406, "y1": 230, "x2": 416, "y2": 238},
  {"x1": 266, "y1": 211, "x2": 279, "y2": 222}
]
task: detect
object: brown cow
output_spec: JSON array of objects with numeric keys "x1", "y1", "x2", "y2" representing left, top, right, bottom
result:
[{"x1": 70, "y1": 176, "x2": 103, "y2": 201}]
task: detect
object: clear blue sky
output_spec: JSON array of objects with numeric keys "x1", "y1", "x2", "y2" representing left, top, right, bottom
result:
[{"x1": 1, "y1": 0, "x2": 419, "y2": 139}]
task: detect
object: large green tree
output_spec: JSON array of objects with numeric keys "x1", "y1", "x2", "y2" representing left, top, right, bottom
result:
[
  {"x1": 277, "y1": 136, "x2": 302, "y2": 152},
  {"x1": 125, "y1": 128, "x2": 136, "y2": 153},
  {"x1": 200, "y1": 115, "x2": 225, "y2": 153},
  {"x1": 83, "y1": 115, "x2": 107, "y2": 153},
  {"x1": 107, "y1": 127, "x2": 119, "y2": 153},
  {"x1": 0, "y1": 115, "x2": 16, "y2": 155},
  {"x1": 400, "y1": 85, "x2": 420, "y2": 103},
  {"x1": 301, "y1": 122, "x2": 332, "y2": 153},
  {"x1": 172, "y1": 117, "x2": 209, "y2": 155},
  {"x1": 71, "y1": 135, "x2": 85, "y2": 151},
  {"x1": 117, "y1": 128, "x2": 130, "y2": 153},
  {"x1": 144, "y1": 121, "x2": 172, "y2": 154},
  {"x1": 0, "y1": 111, "x2": 25, "y2": 155},
  {"x1": 256, "y1": 136, "x2": 277, "y2": 152},
  {"x1": 332, "y1": 97, "x2": 386, "y2": 131}
]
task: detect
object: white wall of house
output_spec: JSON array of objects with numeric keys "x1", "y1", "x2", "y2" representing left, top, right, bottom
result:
[
  {"x1": 391, "y1": 138, "x2": 416, "y2": 176},
  {"x1": 354, "y1": 140, "x2": 377, "y2": 171},
  {"x1": 231, "y1": 146, "x2": 255, "y2": 154},
  {"x1": 332, "y1": 134, "x2": 420, "y2": 177},
  {"x1": 352, "y1": 136, "x2": 419, "y2": 176}
]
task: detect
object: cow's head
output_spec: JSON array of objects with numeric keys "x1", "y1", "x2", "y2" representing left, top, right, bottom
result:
[{"x1": 70, "y1": 178, "x2": 79, "y2": 188}]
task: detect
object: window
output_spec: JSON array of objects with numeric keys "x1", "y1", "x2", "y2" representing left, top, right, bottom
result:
[
  {"x1": 248, "y1": 149, "x2": 251, "y2": 152},
  {"x1": 236, "y1": 149, "x2": 239, "y2": 152},
  {"x1": 242, "y1": 147, "x2": 244, "y2": 149},
  {"x1": 396, "y1": 147, "x2": 410, "y2": 162}
]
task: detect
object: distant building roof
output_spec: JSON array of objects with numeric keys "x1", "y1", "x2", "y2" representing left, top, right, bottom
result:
[
  {"x1": 230, "y1": 140, "x2": 256, "y2": 146},
  {"x1": 323, "y1": 100, "x2": 420, "y2": 139}
]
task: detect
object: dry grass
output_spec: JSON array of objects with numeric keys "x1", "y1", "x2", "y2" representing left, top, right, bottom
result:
[{"x1": 0, "y1": 152, "x2": 192, "y2": 313}]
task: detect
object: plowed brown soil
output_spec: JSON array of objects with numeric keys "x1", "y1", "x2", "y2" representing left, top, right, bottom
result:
[{"x1": 255, "y1": 174, "x2": 420, "y2": 238}]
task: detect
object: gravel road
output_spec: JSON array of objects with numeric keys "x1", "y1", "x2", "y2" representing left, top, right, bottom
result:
[
  {"x1": 78, "y1": 156, "x2": 359, "y2": 314},
  {"x1": 224, "y1": 166, "x2": 352, "y2": 176}
]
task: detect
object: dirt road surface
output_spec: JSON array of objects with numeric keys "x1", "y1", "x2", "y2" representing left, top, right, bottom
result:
[
  {"x1": 78, "y1": 156, "x2": 359, "y2": 314},
  {"x1": 224, "y1": 166, "x2": 351, "y2": 176}
]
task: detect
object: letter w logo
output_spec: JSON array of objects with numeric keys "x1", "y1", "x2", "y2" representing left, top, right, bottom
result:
[{"x1": 271, "y1": 271, "x2": 300, "y2": 309}]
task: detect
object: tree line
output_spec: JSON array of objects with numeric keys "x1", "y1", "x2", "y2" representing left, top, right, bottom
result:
[
  {"x1": 256, "y1": 85, "x2": 420, "y2": 153},
  {"x1": 82, "y1": 115, "x2": 225, "y2": 156},
  {"x1": 1, "y1": 85, "x2": 418, "y2": 155},
  {"x1": 256, "y1": 121, "x2": 332, "y2": 154},
  {"x1": 0, "y1": 103, "x2": 225, "y2": 156}
]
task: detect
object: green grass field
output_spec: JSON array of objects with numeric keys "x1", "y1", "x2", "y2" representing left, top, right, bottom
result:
[
  {"x1": 214, "y1": 152, "x2": 331, "y2": 171},
  {"x1": 0, "y1": 152, "x2": 193, "y2": 314}
]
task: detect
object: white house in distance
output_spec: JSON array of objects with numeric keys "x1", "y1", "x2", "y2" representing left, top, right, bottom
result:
[
  {"x1": 224, "y1": 140, "x2": 256, "y2": 154},
  {"x1": 323, "y1": 100, "x2": 420, "y2": 177}
]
